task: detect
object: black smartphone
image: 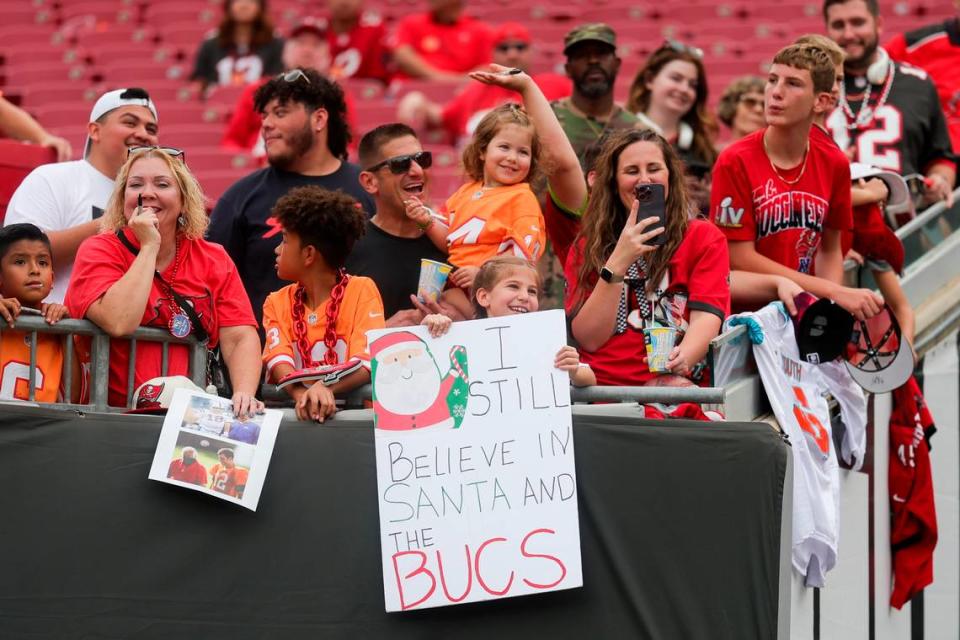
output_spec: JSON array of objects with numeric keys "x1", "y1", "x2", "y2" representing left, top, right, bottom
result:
[{"x1": 634, "y1": 183, "x2": 666, "y2": 246}]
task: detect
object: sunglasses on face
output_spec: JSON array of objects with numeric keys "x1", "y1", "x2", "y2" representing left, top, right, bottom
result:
[
  {"x1": 496, "y1": 42, "x2": 529, "y2": 53},
  {"x1": 127, "y1": 146, "x2": 186, "y2": 161},
  {"x1": 660, "y1": 38, "x2": 704, "y2": 60},
  {"x1": 280, "y1": 69, "x2": 311, "y2": 84},
  {"x1": 365, "y1": 151, "x2": 433, "y2": 174}
]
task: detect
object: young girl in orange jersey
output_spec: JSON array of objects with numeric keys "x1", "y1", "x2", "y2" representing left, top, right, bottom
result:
[
  {"x1": 422, "y1": 256, "x2": 595, "y2": 387},
  {"x1": 262, "y1": 186, "x2": 385, "y2": 423},
  {"x1": 405, "y1": 65, "x2": 588, "y2": 317}
]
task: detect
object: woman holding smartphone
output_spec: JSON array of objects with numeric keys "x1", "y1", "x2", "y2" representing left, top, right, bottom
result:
[{"x1": 564, "y1": 128, "x2": 730, "y2": 386}]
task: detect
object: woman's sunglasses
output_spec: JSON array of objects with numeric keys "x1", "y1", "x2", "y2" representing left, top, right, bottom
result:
[
  {"x1": 365, "y1": 151, "x2": 433, "y2": 174},
  {"x1": 660, "y1": 39, "x2": 704, "y2": 60},
  {"x1": 127, "y1": 146, "x2": 186, "y2": 161}
]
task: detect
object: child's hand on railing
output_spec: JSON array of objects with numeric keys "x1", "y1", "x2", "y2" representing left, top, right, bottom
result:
[
  {"x1": 0, "y1": 297, "x2": 23, "y2": 327},
  {"x1": 40, "y1": 303, "x2": 68, "y2": 325}
]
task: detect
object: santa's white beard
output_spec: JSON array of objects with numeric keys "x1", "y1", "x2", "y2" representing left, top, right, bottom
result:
[{"x1": 376, "y1": 354, "x2": 442, "y2": 415}]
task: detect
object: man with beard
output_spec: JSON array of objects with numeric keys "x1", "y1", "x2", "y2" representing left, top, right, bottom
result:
[
  {"x1": 5, "y1": 88, "x2": 159, "y2": 302},
  {"x1": 822, "y1": 0, "x2": 956, "y2": 206},
  {"x1": 551, "y1": 24, "x2": 638, "y2": 169},
  {"x1": 208, "y1": 67, "x2": 375, "y2": 327},
  {"x1": 167, "y1": 447, "x2": 208, "y2": 486}
]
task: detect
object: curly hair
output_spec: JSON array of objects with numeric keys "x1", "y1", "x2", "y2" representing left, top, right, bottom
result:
[
  {"x1": 217, "y1": 0, "x2": 276, "y2": 50},
  {"x1": 625, "y1": 46, "x2": 717, "y2": 166},
  {"x1": 716, "y1": 75, "x2": 765, "y2": 127},
  {"x1": 572, "y1": 128, "x2": 690, "y2": 309},
  {"x1": 470, "y1": 256, "x2": 541, "y2": 319},
  {"x1": 461, "y1": 103, "x2": 542, "y2": 184},
  {"x1": 271, "y1": 185, "x2": 366, "y2": 269},
  {"x1": 254, "y1": 67, "x2": 351, "y2": 160},
  {"x1": 101, "y1": 149, "x2": 208, "y2": 240}
]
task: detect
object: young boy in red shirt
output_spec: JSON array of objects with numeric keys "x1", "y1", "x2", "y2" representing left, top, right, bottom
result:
[
  {"x1": 0, "y1": 223, "x2": 78, "y2": 403},
  {"x1": 710, "y1": 43, "x2": 884, "y2": 320},
  {"x1": 262, "y1": 186, "x2": 385, "y2": 423}
]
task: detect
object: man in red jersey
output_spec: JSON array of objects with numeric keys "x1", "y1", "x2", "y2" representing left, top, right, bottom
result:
[
  {"x1": 823, "y1": 0, "x2": 955, "y2": 206},
  {"x1": 886, "y1": 1, "x2": 960, "y2": 154},
  {"x1": 396, "y1": 22, "x2": 570, "y2": 145},
  {"x1": 167, "y1": 447, "x2": 209, "y2": 486},
  {"x1": 710, "y1": 43, "x2": 883, "y2": 319},
  {"x1": 389, "y1": 0, "x2": 493, "y2": 82}
]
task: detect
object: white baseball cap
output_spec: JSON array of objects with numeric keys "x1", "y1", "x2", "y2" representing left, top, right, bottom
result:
[
  {"x1": 849, "y1": 162, "x2": 910, "y2": 212},
  {"x1": 128, "y1": 375, "x2": 204, "y2": 414},
  {"x1": 84, "y1": 87, "x2": 159, "y2": 158}
]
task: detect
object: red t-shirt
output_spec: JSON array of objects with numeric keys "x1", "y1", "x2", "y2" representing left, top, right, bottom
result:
[
  {"x1": 221, "y1": 79, "x2": 357, "y2": 152},
  {"x1": 65, "y1": 230, "x2": 256, "y2": 407},
  {"x1": 167, "y1": 459, "x2": 208, "y2": 486},
  {"x1": 887, "y1": 20, "x2": 960, "y2": 152},
  {"x1": 390, "y1": 13, "x2": 493, "y2": 78},
  {"x1": 709, "y1": 128, "x2": 852, "y2": 274},
  {"x1": 441, "y1": 73, "x2": 570, "y2": 144},
  {"x1": 543, "y1": 189, "x2": 581, "y2": 268},
  {"x1": 564, "y1": 219, "x2": 730, "y2": 386},
  {"x1": 329, "y1": 12, "x2": 392, "y2": 83}
]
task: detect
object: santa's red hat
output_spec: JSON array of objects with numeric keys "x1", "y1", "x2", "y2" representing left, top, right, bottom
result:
[{"x1": 371, "y1": 331, "x2": 425, "y2": 360}]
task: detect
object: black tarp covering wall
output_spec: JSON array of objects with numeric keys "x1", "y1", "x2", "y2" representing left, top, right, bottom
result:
[{"x1": 0, "y1": 405, "x2": 786, "y2": 639}]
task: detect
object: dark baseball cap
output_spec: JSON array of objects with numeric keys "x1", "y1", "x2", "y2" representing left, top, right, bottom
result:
[
  {"x1": 792, "y1": 292, "x2": 855, "y2": 365},
  {"x1": 563, "y1": 23, "x2": 617, "y2": 55}
]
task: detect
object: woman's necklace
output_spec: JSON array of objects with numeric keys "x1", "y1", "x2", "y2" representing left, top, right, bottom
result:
[
  {"x1": 763, "y1": 135, "x2": 809, "y2": 187},
  {"x1": 163, "y1": 237, "x2": 192, "y2": 338}
]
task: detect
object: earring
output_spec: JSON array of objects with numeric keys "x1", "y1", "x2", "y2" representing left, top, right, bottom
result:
[{"x1": 177, "y1": 214, "x2": 186, "y2": 227}]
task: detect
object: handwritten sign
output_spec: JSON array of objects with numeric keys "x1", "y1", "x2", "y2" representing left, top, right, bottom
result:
[{"x1": 368, "y1": 309, "x2": 582, "y2": 611}]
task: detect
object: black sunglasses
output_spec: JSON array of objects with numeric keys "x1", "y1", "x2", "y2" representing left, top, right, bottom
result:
[
  {"x1": 365, "y1": 151, "x2": 433, "y2": 174},
  {"x1": 127, "y1": 146, "x2": 186, "y2": 161},
  {"x1": 280, "y1": 69, "x2": 311, "y2": 84},
  {"x1": 496, "y1": 42, "x2": 529, "y2": 53}
]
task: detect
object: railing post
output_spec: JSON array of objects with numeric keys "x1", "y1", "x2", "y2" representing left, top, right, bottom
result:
[
  {"x1": 90, "y1": 333, "x2": 111, "y2": 411},
  {"x1": 189, "y1": 342, "x2": 207, "y2": 391}
]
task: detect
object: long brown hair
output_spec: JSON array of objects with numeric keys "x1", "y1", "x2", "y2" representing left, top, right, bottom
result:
[
  {"x1": 572, "y1": 128, "x2": 689, "y2": 307},
  {"x1": 625, "y1": 46, "x2": 717, "y2": 166},
  {"x1": 461, "y1": 103, "x2": 542, "y2": 184},
  {"x1": 217, "y1": 0, "x2": 276, "y2": 50}
]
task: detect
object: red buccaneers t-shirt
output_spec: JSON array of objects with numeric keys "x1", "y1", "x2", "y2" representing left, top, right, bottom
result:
[
  {"x1": 564, "y1": 219, "x2": 730, "y2": 386},
  {"x1": 390, "y1": 13, "x2": 493, "y2": 78},
  {"x1": 66, "y1": 230, "x2": 256, "y2": 407},
  {"x1": 329, "y1": 12, "x2": 391, "y2": 83},
  {"x1": 710, "y1": 128, "x2": 852, "y2": 274},
  {"x1": 441, "y1": 73, "x2": 571, "y2": 144}
]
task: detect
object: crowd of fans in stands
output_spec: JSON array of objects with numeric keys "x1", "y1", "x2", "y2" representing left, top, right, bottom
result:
[{"x1": 0, "y1": 0, "x2": 958, "y2": 420}]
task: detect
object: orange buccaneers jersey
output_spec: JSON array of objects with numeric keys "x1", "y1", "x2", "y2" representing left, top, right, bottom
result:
[
  {"x1": 0, "y1": 330, "x2": 64, "y2": 403},
  {"x1": 209, "y1": 464, "x2": 249, "y2": 498},
  {"x1": 444, "y1": 181, "x2": 546, "y2": 267},
  {"x1": 262, "y1": 276, "x2": 385, "y2": 376}
]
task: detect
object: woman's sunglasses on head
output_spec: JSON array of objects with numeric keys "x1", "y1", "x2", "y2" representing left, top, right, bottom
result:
[{"x1": 127, "y1": 146, "x2": 186, "y2": 161}]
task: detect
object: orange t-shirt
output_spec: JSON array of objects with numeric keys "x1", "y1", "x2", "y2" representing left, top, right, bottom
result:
[
  {"x1": 0, "y1": 330, "x2": 65, "y2": 403},
  {"x1": 444, "y1": 181, "x2": 546, "y2": 268},
  {"x1": 261, "y1": 276, "x2": 385, "y2": 377}
]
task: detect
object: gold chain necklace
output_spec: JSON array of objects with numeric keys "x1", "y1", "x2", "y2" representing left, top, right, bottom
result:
[{"x1": 763, "y1": 135, "x2": 809, "y2": 186}]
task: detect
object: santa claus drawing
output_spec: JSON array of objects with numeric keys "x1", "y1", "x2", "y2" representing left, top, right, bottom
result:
[{"x1": 370, "y1": 331, "x2": 469, "y2": 431}]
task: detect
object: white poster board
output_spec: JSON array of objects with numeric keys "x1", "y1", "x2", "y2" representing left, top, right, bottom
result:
[
  {"x1": 368, "y1": 309, "x2": 582, "y2": 611},
  {"x1": 148, "y1": 388, "x2": 281, "y2": 511}
]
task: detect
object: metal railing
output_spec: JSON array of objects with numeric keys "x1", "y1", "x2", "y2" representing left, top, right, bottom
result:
[{"x1": 0, "y1": 315, "x2": 206, "y2": 412}]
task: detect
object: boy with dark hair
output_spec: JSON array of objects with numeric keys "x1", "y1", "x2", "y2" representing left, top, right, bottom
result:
[
  {"x1": 262, "y1": 186, "x2": 385, "y2": 422},
  {"x1": 209, "y1": 68, "x2": 375, "y2": 329},
  {"x1": 710, "y1": 43, "x2": 884, "y2": 320},
  {"x1": 0, "y1": 223, "x2": 77, "y2": 402}
]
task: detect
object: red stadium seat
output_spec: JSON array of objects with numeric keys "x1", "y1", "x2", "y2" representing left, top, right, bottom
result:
[
  {"x1": 99, "y1": 61, "x2": 189, "y2": 86},
  {"x1": 196, "y1": 168, "x2": 251, "y2": 206},
  {"x1": 1, "y1": 63, "x2": 92, "y2": 89},
  {"x1": 0, "y1": 139, "x2": 57, "y2": 222},
  {"x1": 341, "y1": 78, "x2": 386, "y2": 101},
  {"x1": 60, "y1": 2, "x2": 139, "y2": 25},
  {"x1": 144, "y1": 4, "x2": 220, "y2": 26},
  {"x1": 18, "y1": 84, "x2": 96, "y2": 110},
  {"x1": 390, "y1": 79, "x2": 463, "y2": 104},
  {"x1": 0, "y1": 4, "x2": 57, "y2": 28},
  {"x1": 0, "y1": 25, "x2": 57, "y2": 49},
  {"x1": 29, "y1": 104, "x2": 90, "y2": 130},
  {"x1": 161, "y1": 123, "x2": 228, "y2": 150}
]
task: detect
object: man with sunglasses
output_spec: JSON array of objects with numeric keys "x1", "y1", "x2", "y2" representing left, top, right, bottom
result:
[
  {"x1": 397, "y1": 23, "x2": 570, "y2": 145},
  {"x1": 5, "y1": 88, "x2": 159, "y2": 302},
  {"x1": 208, "y1": 68, "x2": 374, "y2": 328},
  {"x1": 347, "y1": 123, "x2": 449, "y2": 325}
]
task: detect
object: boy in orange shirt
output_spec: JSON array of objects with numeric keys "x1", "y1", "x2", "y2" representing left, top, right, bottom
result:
[
  {"x1": 262, "y1": 186, "x2": 385, "y2": 422},
  {"x1": 0, "y1": 223, "x2": 78, "y2": 403}
]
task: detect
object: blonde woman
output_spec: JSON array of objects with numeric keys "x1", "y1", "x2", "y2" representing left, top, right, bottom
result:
[{"x1": 65, "y1": 147, "x2": 263, "y2": 416}]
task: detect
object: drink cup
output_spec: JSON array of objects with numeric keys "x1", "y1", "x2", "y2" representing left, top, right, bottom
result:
[
  {"x1": 643, "y1": 327, "x2": 679, "y2": 373},
  {"x1": 417, "y1": 259, "x2": 453, "y2": 303}
]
